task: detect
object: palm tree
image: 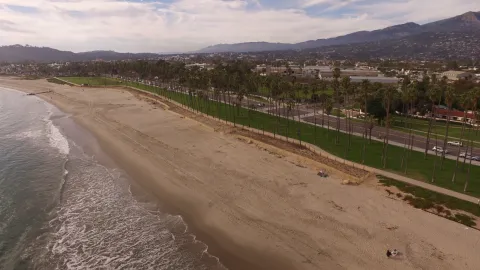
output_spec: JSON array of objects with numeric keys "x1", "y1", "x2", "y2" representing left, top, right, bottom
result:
[
  {"x1": 332, "y1": 68, "x2": 342, "y2": 144},
  {"x1": 325, "y1": 97, "x2": 334, "y2": 138},
  {"x1": 360, "y1": 79, "x2": 371, "y2": 163},
  {"x1": 440, "y1": 85, "x2": 455, "y2": 169},
  {"x1": 318, "y1": 79, "x2": 328, "y2": 128},
  {"x1": 425, "y1": 85, "x2": 442, "y2": 158},
  {"x1": 310, "y1": 81, "x2": 319, "y2": 144},
  {"x1": 464, "y1": 88, "x2": 480, "y2": 192},
  {"x1": 341, "y1": 77, "x2": 352, "y2": 149},
  {"x1": 452, "y1": 94, "x2": 470, "y2": 183},
  {"x1": 381, "y1": 85, "x2": 398, "y2": 168},
  {"x1": 401, "y1": 83, "x2": 417, "y2": 173}
]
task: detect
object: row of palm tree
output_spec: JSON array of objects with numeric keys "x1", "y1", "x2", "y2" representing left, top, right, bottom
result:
[{"x1": 60, "y1": 60, "x2": 480, "y2": 192}]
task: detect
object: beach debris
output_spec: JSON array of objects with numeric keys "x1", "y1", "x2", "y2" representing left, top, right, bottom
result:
[
  {"x1": 317, "y1": 170, "x2": 328, "y2": 178},
  {"x1": 341, "y1": 179, "x2": 359, "y2": 185},
  {"x1": 387, "y1": 225, "x2": 399, "y2": 231},
  {"x1": 328, "y1": 200, "x2": 345, "y2": 212},
  {"x1": 386, "y1": 249, "x2": 400, "y2": 258}
]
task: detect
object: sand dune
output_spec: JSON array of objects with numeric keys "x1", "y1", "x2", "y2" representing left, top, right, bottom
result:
[{"x1": 1, "y1": 77, "x2": 479, "y2": 270}]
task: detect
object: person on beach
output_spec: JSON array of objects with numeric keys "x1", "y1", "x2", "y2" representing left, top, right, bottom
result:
[{"x1": 386, "y1": 249, "x2": 399, "y2": 258}]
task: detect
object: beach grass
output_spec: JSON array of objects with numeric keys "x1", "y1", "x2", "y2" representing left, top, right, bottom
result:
[
  {"x1": 59, "y1": 77, "x2": 480, "y2": 198},
  {"x1": 47, "y1": 78, "x2": 75, "y2": 86},
  {"x1": 378, "y1": 175, "x2": 478, "y2": 227}
]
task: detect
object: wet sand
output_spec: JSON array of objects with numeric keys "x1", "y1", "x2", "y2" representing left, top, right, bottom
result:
[{"x1": 2, "y1": 77, "x2": 480, "y2": 270}]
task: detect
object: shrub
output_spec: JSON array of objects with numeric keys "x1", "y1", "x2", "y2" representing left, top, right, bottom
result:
[
  {"x1": 455, "y1": 214, "x2": 476, "y2": 227},
  {"x1": 435, "y1": 205, "x2": 445, "y2": 213}
]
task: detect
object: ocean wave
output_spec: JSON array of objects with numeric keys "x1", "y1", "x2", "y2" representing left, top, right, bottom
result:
[
  {"x1": 45, "y1": 118, "x2": 70, "y2": 156},
  {"x1": 29, "y1": 155, "x2": 226, "y2": 270}
]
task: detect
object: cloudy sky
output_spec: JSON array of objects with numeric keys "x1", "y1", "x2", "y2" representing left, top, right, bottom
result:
[{"x1": 0, "y1": 0, "x2": 479, "y2": 53}]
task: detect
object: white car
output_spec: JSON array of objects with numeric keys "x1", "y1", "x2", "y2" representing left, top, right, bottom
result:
[
  {"x1": 432, "y1": 146, "x2": 448, "y2": 154},
  {"x1": 447, "y1": 141, "x2": 463, "y2": 147},
  {"x1": 459, "y1": 152, "x2": 472, "y2": 159}
]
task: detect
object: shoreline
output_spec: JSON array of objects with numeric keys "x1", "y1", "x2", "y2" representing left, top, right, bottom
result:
[
  {"x1": 1, "y1": 81, "x2": 290, "y2": 269},
  {"x1": 2, "y1": 78, "x2": 480, "y2": 270}
]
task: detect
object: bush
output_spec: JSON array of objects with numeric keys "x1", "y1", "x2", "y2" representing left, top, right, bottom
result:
[
  {"x1": 396, "y1": 193, "x2": 403, "y2": 198},
  {"x1": 435, "y1": 205, "x2": 445, "y2": 213},
  {"x1": 455, "y1": 214, "x2": 476, "y2": 227}
]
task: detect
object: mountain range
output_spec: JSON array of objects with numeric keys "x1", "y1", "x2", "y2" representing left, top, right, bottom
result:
[
  {"x1": 0, "y1": 45, "x2": 159, "y2": 63},
  {"x1": 0, "y1": 11, "x2": 479, "y2": 62},
  {"x1": 197, "y1": 11, "x2": 480, "y2": 53}
]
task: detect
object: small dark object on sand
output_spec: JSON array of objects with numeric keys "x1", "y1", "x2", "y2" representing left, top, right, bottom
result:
[
  {"x1": 317, "y1": 170, "x2": 328, "y2": 178},
  {"x1": 386, "y1": 249, "x2": 399, "y2": 258}
]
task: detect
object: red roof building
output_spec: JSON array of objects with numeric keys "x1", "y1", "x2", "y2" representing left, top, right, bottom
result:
[{"x1": 433, "y1": 106, "x2": 477, "y2": 123}]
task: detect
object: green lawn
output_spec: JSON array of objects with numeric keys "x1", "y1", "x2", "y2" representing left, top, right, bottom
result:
[
  {"x1": 391, "y1": 117, "x2": 480, "y2": 143},
  {"x1": 60, "y1": 77, "x2": 480, "y2": 198},
  {"x1": 60, "y1": 77, "x2": 123, "y2": 86}
]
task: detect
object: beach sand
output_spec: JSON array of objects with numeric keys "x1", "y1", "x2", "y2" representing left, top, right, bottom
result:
[{"x1": 1, "y1": 77, "x2": 480, "y2": 270}]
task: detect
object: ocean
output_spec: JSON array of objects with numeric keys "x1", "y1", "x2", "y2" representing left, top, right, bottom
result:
[{"x1": 0, "y1": 88, "x2": 226, "y2": 270}]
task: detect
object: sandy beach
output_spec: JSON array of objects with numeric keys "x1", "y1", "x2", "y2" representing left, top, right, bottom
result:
[{"x1": 1, "y1": 77, "x2": 480, "y2": 270}]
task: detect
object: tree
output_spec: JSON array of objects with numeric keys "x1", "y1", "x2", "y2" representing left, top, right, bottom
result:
[
  {"x1": 440, "y1": 85, "x2": 455, "y2": 170},
  {"x1": 452, "y1": 94, "x2": 470, "y2": 183},
  {"x1": 332, "y1": 68, "x2": 342, "y2": 144},
  {"x1": 425, "y1": 85, "x2": 442, "y2": 158},
  {"x1": 310, "y1": 80, "x2": 319, "y2": 144},
  {"x1": 381, "y1": 85, "x2": 399, "y2": 168},
  {"x1": 341, "y1": 77, "x2": 352, "y2": 149},
  {"x1": 360, "y1": 79, "x2": 371, "y2": 164},
  {"x1": 367, "y1": 98, "x2": 387, "y2": 124},
  {"x1": 464, "y1": 88, "x2": 480, "y2": 192}
]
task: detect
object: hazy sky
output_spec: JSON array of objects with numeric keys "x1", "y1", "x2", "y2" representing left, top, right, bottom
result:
[{"x1": 0, "y1": 0, "x2": 479, "y2": 53}]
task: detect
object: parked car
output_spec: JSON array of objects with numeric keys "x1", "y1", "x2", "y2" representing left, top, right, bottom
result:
[
  {"x1": 459, "y1": 152, "x2": 472, "y2": 159},
  {"x1": 472, "y1": 156, "x2": 480, "y2": 161},
  {"x1": 432, "y1": 146, "x2": 448, "y2": 154},
  {"x1": 447, "y1": 141, "x2": 463, "y2": 147}
]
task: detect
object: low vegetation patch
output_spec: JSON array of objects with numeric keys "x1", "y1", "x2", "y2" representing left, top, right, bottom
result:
[
  {"x1": 378, "y1": 175, "x2": 478, "y2": 227},
  {"x1": 47, "y1": 78, "x2": 74, "y2": 86}
]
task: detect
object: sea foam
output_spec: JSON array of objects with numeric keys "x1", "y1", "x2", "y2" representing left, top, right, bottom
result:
[{"x1": 44, "y1": 105, "x2": 70, "y2": 156}]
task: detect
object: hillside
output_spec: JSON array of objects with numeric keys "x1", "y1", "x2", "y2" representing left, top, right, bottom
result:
[
  {"x1": 0, "y1": 45, "x2": 159, "y2": 63},
  {"x1": 197, "y1": 11, "x2": 480, "y2": 53},
  {"x1": 304, "y1": 31, "x2": 480, "y2": 60}
]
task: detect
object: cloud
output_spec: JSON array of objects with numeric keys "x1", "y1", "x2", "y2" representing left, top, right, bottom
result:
[{"x1": 0, "y1": 0, "x2": 478, "y2": 53}]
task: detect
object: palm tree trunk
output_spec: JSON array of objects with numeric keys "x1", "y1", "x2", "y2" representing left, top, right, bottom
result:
[
  {"x1": 424, "y1": 101, "x2": 435, "y2": 159},
  {"x1": 431, "y1": 128, "x2": 439, "y2": 182},
  {"x1": 452, "y1": 112, "x2": 468, "y2": 182},
  {"x1": 383, "y1": 100, "x2": 391, "y2": 168},
  {"x1": 462, "y1": 125, "x2": 473, "y2": 170},
  {"x1": 321, "y1": 102, "x2": 325, "y2": 127},
  {"x1": 440, "y1": 113, "x2": 452, "y2": 170},
  {"x1": 313, "y1": 101, "x2": 317, "y2": 145}
]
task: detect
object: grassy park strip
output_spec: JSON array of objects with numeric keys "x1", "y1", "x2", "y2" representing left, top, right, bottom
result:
[{"x1": 59, "y1": 77, "x2": 480, "y2": 198}]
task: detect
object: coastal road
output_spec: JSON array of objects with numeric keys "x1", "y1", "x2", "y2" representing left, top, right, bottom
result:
[{"x1": 302, "y1": 114, "x2": 480, "y2": 158}]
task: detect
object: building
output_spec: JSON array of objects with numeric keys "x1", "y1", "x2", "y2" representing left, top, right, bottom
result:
[
  {"x1": 441, "y1": 71, "x2": 474, "y2": 81},
  {"x1": 349, "y1": 76, "x2": 400, "y2": 84},
  {"x1": 319, "y1": 68, "x2": 380, "y2": 79},
  {"x1": 433, "y1": 106, "x2": 477, "y2": 123}
]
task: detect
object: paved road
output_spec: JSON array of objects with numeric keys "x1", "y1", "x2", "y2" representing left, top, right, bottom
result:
[{"x1": 302, "y1": 114, "x2": 480, "y2": 158}]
